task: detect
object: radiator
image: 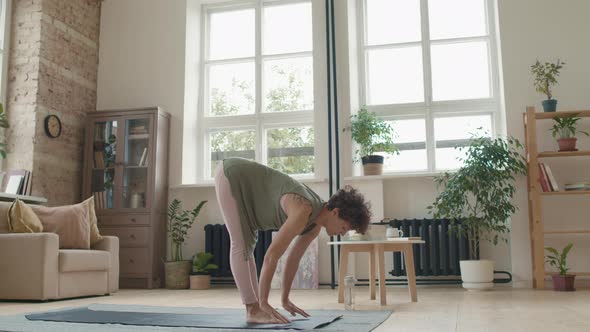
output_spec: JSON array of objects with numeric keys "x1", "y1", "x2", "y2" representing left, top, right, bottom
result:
[
  {"x1": 388, "y1": 219, "x2": 477, "y2": 277},
  {"x1": 204, "y1": 224, "x2": 274, "y2": 278}
]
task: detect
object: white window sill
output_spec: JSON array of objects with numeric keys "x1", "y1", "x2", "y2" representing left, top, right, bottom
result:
[
  {"x1": 170, "y1": 176, "x2": 328, "y2": 189},
  {"x1": 344, "y1": 171, "x2": 453, "y2": 182}
]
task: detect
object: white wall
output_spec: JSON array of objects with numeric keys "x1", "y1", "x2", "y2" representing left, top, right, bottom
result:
[{"x1": 97, "y1": 0, "x2": 590, "y2": 287}]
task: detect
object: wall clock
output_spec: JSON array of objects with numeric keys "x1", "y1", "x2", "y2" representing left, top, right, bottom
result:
[{"x1": 44, "y1": 114, "x2": 62, "y2": 138}]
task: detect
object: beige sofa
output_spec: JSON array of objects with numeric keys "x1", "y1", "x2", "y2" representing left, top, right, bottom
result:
[{"x1": 0, "y1": 201, "x2": 119, "y2": 300}]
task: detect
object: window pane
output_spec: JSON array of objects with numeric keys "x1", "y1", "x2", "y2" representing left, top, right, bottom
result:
[
  {"x1": 429, "y1": 0, "x2": 487, "y2": 40},
  {"x1": 267, "y1": 127, "x2": 314, "y2": 175},
  {"x1": 431, "y1": 41, "x2": 490, "y2": 101},
  {"x1": 366, "y1": 0, "x2": 421, "y2": 45},
  {"x1": 434, "y1": 115, "x2": 492, "y2": 170},
  {"x1": 382, "y1": 119, "x2": 427, "y2": 172},
  {"x1": 209, "y1": 9, "x2": 255, "y2": 60},
  {"x1": 208, "y1": 62, "x2": 255, "y2": 116},
  {"x1": 263, "y1": 57, "x2": 313, "y2": 112},
  {"x1": 263, "y1": 2, "x2": 312, "y2": 55},
  {"x1": 367, "y1": 47, "x2": 424, "y2": 105},
  {"x1": 210, "y1": 130, "x2": 255, "y2": 177}
]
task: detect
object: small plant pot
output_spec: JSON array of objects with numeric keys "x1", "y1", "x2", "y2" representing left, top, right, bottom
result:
[
  {"x1": 361, "y1": 155, "x2": 384, "y2": 176},
  {"x1": 551, "y1": 274, "x2": 575, "y2": 291},
  {"x1": 190, "y1": 274, "x2": 211, "y2": 290},
  {"x1": 557, "y1": 137, "x2": 577, "y2": 152},
  {"x1": 164, "y1": 260, "x2": 191, "y2": 289},
  {"x1": 542, "y1": 99, "x2": 557, "y2": 112},
  {"x1": 459, "y1": 260, "x2": 495, "y2": 291}
]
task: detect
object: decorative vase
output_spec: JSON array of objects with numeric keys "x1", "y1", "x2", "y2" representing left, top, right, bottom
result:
[
  {"x1": 557, "y1": 137, "x2": 577, "y2": 151},
  {"x1": 164, "y1": 260, "x2": 191, "y2": 289},
  {"x1": 459, "y1": 260, "x2": 494, "y2": 291},
  {"x1": 361, "y1": 155, "x2": 384, "y2": 176},
  {"x1": 551, "y1": 274, "x2": 575, "y2": 291},
  {"x1": 190, "y1": 274, "x2": 211, "y2": 290},
  {"x1": 542, "y1": 99, "x2": 557, "y2": 112}
]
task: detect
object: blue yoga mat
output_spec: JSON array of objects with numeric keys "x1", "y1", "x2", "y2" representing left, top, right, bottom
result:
[{"x1": 24, "y1": 304, "x2": 392, "y2": 331}]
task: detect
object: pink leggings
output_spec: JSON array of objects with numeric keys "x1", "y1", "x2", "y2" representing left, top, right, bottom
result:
[{"x1": 214, "y1": 164, "x2": 259, "y2": 305}]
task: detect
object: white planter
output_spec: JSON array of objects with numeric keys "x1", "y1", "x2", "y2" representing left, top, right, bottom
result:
[{"x1": 459, "y1": 260, "x2": 494, "y2": 291}]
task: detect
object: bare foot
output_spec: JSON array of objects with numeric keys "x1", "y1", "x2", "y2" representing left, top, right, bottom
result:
[{"x1": 246, "y1": 304, "x2": 281, "y2": 324}]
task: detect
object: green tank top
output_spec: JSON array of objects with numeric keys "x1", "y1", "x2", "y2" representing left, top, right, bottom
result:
[{"x1": 223, "y1": 157, "x2": 325, "y2": 258}]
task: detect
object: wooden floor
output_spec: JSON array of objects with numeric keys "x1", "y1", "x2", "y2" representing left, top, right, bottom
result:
[{"x1": 1, "y1": 286, "x2": 589, "y2": 331}]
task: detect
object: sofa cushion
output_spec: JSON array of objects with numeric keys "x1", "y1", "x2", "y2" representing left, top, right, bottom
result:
[
  {"x1": 84, "y1": 197, "x2": 103, "y2": 246},
  {"x1": 0, "y1": 202, "x2": 12, "y2": 233},
  {"x1": 59, "y1": 250, "x2": 110, "y2": 272},
  {"x1": 32, "y1": 202, "x2": 91, "y2": 249},
  {"x1": 7, "y1": 199, "x2": 43, "y2": 233}
]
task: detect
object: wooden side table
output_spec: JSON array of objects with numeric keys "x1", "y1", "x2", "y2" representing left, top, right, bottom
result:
[{"x1": 328, "y1": 239, "x2": 425, "y2": 305}]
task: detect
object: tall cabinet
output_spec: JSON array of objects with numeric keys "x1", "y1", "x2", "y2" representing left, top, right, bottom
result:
[{"x1": 82, "y1": 107, "x2": 170, "y2": 289}]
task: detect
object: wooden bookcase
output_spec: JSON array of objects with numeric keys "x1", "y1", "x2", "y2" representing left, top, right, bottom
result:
[
  {"x1": 524, "y1": 106, "x2": 590, "y2": 289},
  {"x1": 82, "y1": 107, "x2": 170, "y2": 288}
]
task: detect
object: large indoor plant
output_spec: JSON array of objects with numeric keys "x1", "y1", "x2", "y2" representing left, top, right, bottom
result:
[
  {"x1": 545, "y1": 243, "x2": 575, "y2": 291},
  {"x1": 550, "y1": 113, "x2": 588, "y2": 152},
  {"x1": 346, "y1": 107, "x2": 398, "y2": 175},
  {"x1": 429, "y1": 135, "x2": 527, "y2": 290},
  {"x1": 189, "y1": 252, "x2": 219, "y2": 290},
  {"x1": 531, "y1": 59, "x2": 565, "y2": 112},
  {"x1": 165, "y1": 199, "x2": 207, "y2": 289}
]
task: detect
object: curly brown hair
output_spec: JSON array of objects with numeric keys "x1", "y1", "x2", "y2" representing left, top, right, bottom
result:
[{"x1": 326, "y1": 185, "x2": 372, "y2": 234}]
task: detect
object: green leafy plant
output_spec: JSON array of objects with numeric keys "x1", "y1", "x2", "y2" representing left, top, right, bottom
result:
[
  {"x1": 531, "y1": 59, "x2": 565, "y2": 100},
  {"x1": 167, "y1": 199, "x2": 207, "y2": 261},
  {"x1": 345, "y1": 107, "x2": 399, "y2": 162},
  {"x1": 428, "y1": 135, "x2": 527, "y2": 259},
  {"x1": 192, "y1": 252, "x2": 219, "y2": 274},
  {"x1": 545, "y1": 243, "x2": 573, "y2": 276},
  {"x1": 550, "y1": 114, "x2": 589, "y2": 139},
  {"x1": 0, "y1": 103, "x2": 10, "y2": 159}
]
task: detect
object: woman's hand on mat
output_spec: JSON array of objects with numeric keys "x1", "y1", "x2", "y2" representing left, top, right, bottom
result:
[
  {"x1": 282, "y1": 299, "x2": 310, "y2": 318},
  {"x1": 259, "y1": 301, "x2": 291, "y2": 324}
]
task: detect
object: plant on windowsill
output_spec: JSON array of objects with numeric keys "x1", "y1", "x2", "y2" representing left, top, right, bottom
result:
[
  {"x1": 344, "y1": 106, "x2": 399, "y2": 176},
  {"x1": 428, "y1": 135, "x2": 527, "y2": 291},
  {"x1": 550, "y1": 113, "x2": 589, "y2": 152},
  {"x1": 0, "y1": 103, "x2": 10, "y2": 159},
  {"x1": 545, "y1": 243, "x2": 575, "y2": 291},
  {"x1": 165, "y1": 199, "x2": 207, "y2": 289},
  {"x1": 531, "y1": 59, "x2": 565, "y2": 112},
  {"x1": 189, "y1": 252, "x2": 219, "y2": 290}
]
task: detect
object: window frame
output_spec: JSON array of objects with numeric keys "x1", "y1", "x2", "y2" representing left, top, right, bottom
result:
[
  {"x1": 198, "y1": 0, "x2": 318, "y2": 181},
  {"x1": 356, "y1": 0, "x2": 502, "y2": 173}
]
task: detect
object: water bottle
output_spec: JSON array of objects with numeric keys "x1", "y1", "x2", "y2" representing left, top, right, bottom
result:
[{"x1": 343, "y1": 275, "x2": 356, "y2": 310}]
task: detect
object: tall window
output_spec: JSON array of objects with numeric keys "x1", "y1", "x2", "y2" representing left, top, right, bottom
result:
[
  {"x1": 359, "y1": 0, "x2": 500, "y2": 172},
  {"x1": 200, "y1": 0, "x2": 315, "y2": 179}
]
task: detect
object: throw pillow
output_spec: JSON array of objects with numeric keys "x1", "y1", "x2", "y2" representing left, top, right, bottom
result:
[
  {"x1": 82, "y1": 196, "x2": 103, "y2": 245},
  {"x1": 6, "y1": 199, "x2": 43, "y2": 233},
  {"x1": 32, "y1": 202, "x2": 91, "y2": 249}
]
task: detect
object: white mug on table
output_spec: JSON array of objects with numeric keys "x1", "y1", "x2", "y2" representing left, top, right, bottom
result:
[{"x1": 386, "y1": 227, "x2": 403, "y2": 238}]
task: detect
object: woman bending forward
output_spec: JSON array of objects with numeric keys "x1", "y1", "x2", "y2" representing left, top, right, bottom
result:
[{"x1": 214, "y1": 157, "x2": 371, "y2": 324}]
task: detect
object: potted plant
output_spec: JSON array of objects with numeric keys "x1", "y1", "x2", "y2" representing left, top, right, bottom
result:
[
  {"x1": 0, "y1": 103, "x2": 9, "y2": 159},
  {"x1": 550, "y1": 114, "x2": 589, "y2": 152},
  {"x1": 345, "y1": 107, "x2": 399, "y2": 175},
  {"x1": 428, "y1": 135, "x2": 527, "y2": 290},
  {"x1": 165, "y1": 199, "x2": 207, "y2": 289},
  {"x1": 189, "y1": 252, "x2": 219, "y2": 290},
  {"x1": 545, "y1": 243, "x2": 575, "y2": 291},
  {"x1": 531, "y1": 59, "x2": 565, "y2": 112}
]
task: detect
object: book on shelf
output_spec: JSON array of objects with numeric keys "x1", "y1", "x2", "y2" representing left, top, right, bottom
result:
[
  {"x1": 564, "y1": 182, "x2": 590, "y2": 191},
  {"x1": 94, "y1": 151, "x2": 105, "y2": 169},
  {"x1": 538, "y1": 164, "x2": 550, "y2": 192},
  {"x1": 544, "y1": 164, "x2": 559, "y2": 191},
  {"x1": 138, "y1": 147, "x2": 148, "y2": 166},
  {"x1": 538, "y1": 163, "x2": 559, "y2": 192}
]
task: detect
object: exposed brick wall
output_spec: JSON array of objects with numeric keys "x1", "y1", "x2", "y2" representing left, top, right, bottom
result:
[{"x1": 6, "y1": 0, "x2": 101, "y2": 206}]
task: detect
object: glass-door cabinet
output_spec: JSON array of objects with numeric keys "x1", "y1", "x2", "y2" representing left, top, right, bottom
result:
[{"x1": 82, "y1": 107, "x2": 170, "y2": 289}]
